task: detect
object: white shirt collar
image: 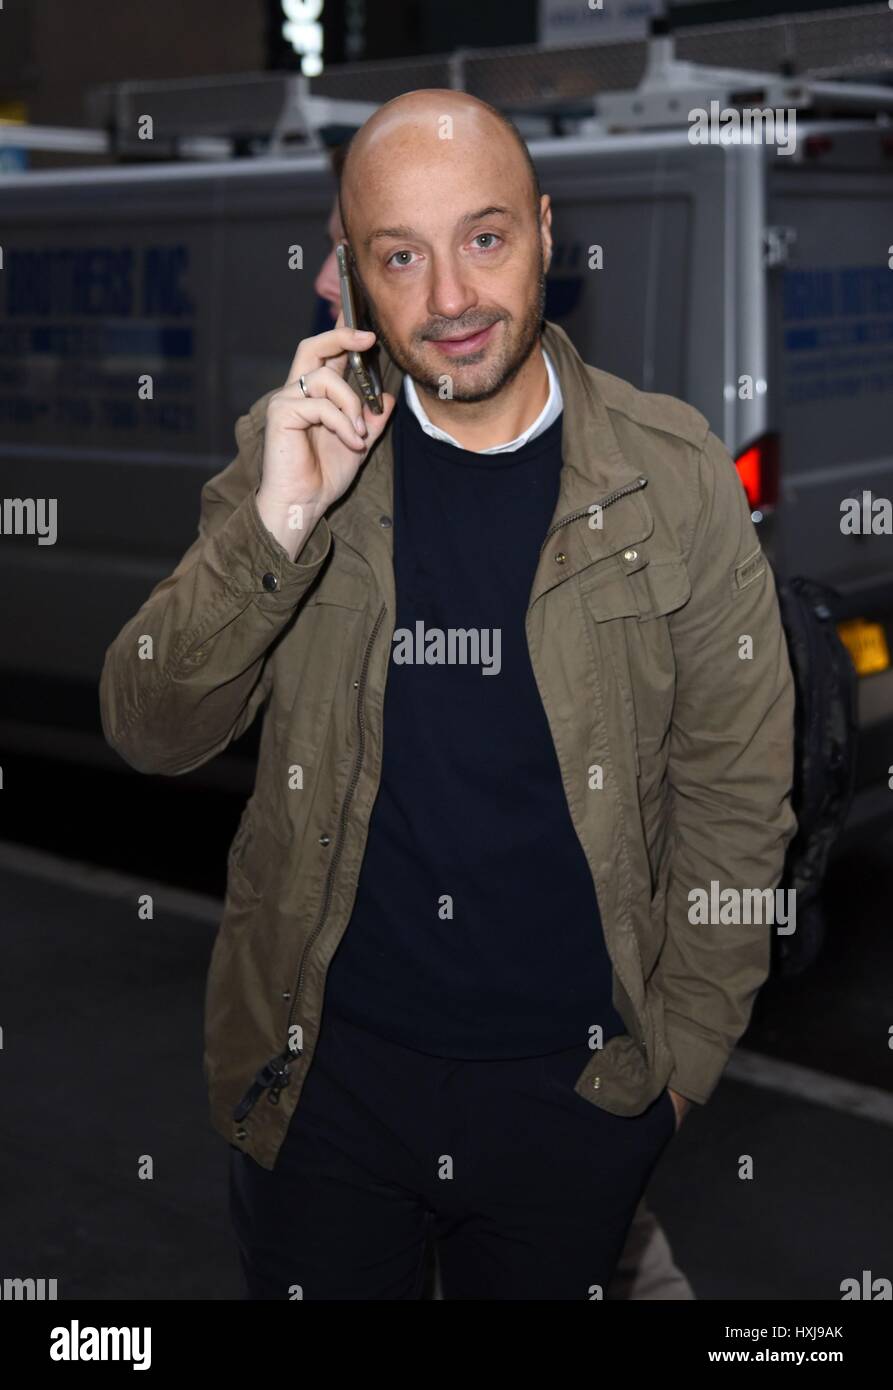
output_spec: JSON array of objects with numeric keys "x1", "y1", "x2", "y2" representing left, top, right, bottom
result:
[{"x1": 402, "y1": 346, "x2": 563, "y2": 454}]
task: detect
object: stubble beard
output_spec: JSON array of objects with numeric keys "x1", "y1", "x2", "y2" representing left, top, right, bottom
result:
[{"x1": 361, "y1": 256, "x2": 547, "y2": 406}]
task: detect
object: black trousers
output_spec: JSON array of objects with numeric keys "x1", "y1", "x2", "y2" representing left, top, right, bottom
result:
[{"x1": 229, "y1": 1010, "x2": 677, "y2": 1300}]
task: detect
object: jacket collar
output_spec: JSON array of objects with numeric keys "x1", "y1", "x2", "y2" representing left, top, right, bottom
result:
[{"x1": 328, "y1": 318, "x2": 653, "y2": 602}]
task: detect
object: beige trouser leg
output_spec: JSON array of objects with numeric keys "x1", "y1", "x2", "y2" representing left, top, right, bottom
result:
[{"x1": 606, "y1": 1197, "x2": 695, "y2": 1300}]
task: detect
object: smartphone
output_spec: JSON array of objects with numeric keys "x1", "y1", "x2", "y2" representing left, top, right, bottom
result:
[{"x1": 335, "y1": 242, "x2": 383, "y2": 415}]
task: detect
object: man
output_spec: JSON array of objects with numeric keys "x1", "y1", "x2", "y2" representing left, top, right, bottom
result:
[
  {"x1": 99, "y1": 89, "x2": 797, "y2": 1300},
  {"x1": 314, "y1": 158, "x2": 694, "y2": 1302}
]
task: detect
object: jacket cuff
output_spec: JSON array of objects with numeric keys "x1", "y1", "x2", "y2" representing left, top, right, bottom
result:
[
  {"x1": 209, "y1": 486, "x2": 333, "y2": 602},
  {"x1": 663, "y1": 1014, "x2": 734, "y2": 1105}
]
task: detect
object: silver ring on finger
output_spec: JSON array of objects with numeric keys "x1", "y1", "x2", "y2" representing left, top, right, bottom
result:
[{"x1": 299, "y1": 372, "x2": 310, "y2": 399}]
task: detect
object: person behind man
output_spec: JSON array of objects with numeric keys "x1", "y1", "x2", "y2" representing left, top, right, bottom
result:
[{"x1": 100, "y1": 90, "x2": 796, "y2": 1300}]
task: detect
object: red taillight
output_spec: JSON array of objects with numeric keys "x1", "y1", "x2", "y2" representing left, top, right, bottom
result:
[
  {"x1": 735, "y1": 433, "x2": 780, "y2": 511},
  {"x1": 804, "y1": 134, "x2": 833, "y2": 159}
]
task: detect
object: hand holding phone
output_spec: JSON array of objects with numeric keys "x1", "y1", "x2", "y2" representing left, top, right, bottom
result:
[{"x1": 256, "y1": 302, "x2": 395, "y2": 561}]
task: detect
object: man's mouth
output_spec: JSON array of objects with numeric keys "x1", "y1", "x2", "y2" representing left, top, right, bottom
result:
[{"x1": 427, "y1": 322, "x2": 499, "y2": 356}]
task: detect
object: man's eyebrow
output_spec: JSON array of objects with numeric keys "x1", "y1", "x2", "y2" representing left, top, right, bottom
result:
[{"x1": 363, "y1": 205, "x2": 518, "y2": 249}]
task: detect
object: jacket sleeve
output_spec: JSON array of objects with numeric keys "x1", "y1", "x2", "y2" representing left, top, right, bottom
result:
[
  {"x1": 98, "y1": 402, "x2": 333, "y2": 776},
  {"x1": 654, "y1": 428, "x2": 797, "y2": 1104}
]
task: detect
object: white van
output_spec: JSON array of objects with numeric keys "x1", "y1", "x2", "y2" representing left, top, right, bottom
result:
[{"x1": 0, "y1": 111, "x2": 890, "y2": 814}]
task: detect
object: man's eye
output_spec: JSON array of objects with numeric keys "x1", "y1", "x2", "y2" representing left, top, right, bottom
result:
[
  {"x1": 473, "y1": 233, "x2": 501, "y2": 251},
  {"x1": 387, "y1": 250, "x2": 416, "y2": 268}
]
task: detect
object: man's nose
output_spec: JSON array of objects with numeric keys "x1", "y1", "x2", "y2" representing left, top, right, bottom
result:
[{"x1": 426, "y1": 254, "x2": 477, "y2": 324}]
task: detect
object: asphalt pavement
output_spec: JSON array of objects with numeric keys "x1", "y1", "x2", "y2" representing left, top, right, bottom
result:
[{"x1": 0, "y1": 822, "x2": 890, "y2": 1301}]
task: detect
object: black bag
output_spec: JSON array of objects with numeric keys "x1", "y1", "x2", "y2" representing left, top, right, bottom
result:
[{"x1": 772, "y1": 576, "x2": 859, "y2": 978}]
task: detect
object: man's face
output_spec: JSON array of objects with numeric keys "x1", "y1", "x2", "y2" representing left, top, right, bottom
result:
[{"x1": 343, "y1": 147, "x2": 551, "y2": 404}]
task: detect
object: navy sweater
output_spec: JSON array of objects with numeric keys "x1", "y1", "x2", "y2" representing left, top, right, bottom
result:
[{"x1": 324, "y1": 388, "x2": 626, "y2": 1056}]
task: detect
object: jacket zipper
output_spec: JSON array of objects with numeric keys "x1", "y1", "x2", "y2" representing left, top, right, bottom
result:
[
  {"x1": 535, "y1": 472, "x2": 650, "y2": 1050},
  {"x1": 539, "y1": 475, "x2": 648, "y2": 551},
  {"x1": 290, "y1": 600, "x2": 387, "y2": 1022},
  {"x1": 233, "y1": 601, "x2": 387, "y2": 1126},
  {"x1": 230, "y1": 603, "x2": 383, "y2": 1123}
]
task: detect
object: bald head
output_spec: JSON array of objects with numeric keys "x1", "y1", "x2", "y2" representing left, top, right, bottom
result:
[
  {"x1": 337, "y1": 90, "x2": 540, "y2": 248},
  {"x1": 329, "y1": 88, "x2": 552, "y2": 410}
]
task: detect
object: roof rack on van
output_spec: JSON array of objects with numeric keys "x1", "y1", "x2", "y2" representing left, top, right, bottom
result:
[
  {"x1": 590, "y1": 25, "x2": 893, "y2": 135},
  {"x1": 2, "y1": 3, "x2": 891, "y2": 168},
  {"x1": 0, "y1": 77, "x2": 380, "y2": 165}
]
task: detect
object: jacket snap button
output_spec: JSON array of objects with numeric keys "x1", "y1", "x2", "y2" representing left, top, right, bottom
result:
[
  {"x1": 554, "y1": 551, "x2": 567, "y2": 565},
  {"x1": 235, "y1": 1127, "x2": 247, "y2": 1140},
  {"x1": 623, "y1": 549, "x2": 637, "y2": 562},
  {"x1": 319, "y1": 834, "x2": 331, "y2": 846},
  {"x1": 379, "y1": 515, "x2": 392, "y2": 528},
  {"x1": 262, "y1": 572, "x2": 279, "y2": 592},
  {"x1": 591, "y1": 1076, "x2": 601, "y2": 1090}
]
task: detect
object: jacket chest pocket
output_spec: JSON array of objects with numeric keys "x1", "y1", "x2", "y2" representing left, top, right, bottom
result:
[{"x1": 577, "y1": 556, "x2": 691, "y2": 775}]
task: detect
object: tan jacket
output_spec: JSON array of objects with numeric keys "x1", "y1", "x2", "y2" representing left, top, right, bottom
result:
[{"x1": 99, "y1": 319, "x2": 797, "y2": 1170}]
